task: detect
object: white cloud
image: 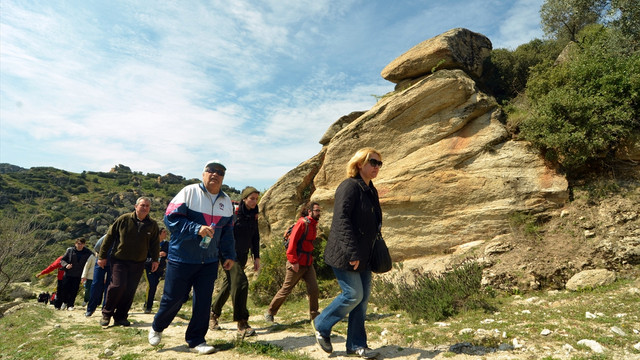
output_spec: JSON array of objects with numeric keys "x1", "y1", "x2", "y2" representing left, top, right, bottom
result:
[{"x1": 1, "y1": 0, "x2": 547, "y2": 190}]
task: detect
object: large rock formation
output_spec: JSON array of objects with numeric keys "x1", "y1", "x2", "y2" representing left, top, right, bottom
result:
[{"x1": 259, "y1": 28, "x2": 569, "y2": 266}]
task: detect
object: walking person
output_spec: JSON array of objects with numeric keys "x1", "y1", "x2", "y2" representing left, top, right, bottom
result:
[
  {"x1": 36, "y1": 256, "x2": 65, "y2": 309},
  {"x1": 97, "y1": 197, "x2": 160, "y2": 327},
  {"x1": 56, "y1": 238, "x2": 93, "y2": 311},
  {"x1": 81, "y1": 252, "x2": 96, "y2": 307},
  {"x1": 312, "y1": 147, "x2": 383, "y2": 359},
  {"x1": 264, "y1": 201, "x2": 321, "y2": 323},
  {"x1": 143, "y1": 228, "x2": 169, "y2": 313},
  {"x1": 85, "y1": 235, "x2": 112, "y2": 317},
  {"x1": 210, "y1": 186, "x2": 261, "y2": 336},
  {"x1": 149, "y1": 160, "x2": 236, "y2": 355}
]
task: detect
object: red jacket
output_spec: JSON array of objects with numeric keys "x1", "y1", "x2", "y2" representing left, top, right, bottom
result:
[
  {"x1": 286, "y1": 215, "x2": 318, "y2": 266},
  {"x1": 38, "y1": 256, "x2": 65, "y2": 281}
]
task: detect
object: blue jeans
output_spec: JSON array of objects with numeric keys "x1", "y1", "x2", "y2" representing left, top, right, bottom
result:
[
  {"x1": 313, "y1": 267, "x2": 372, "y2": 351},
  {"x1": 87, "y1": 261, "x2": 111, "y2": 314},
  {"x1": 152, "y1": 260, "x2": 218, "y2": 348},
  {"x1": 143, "y1": 267, "x2": 161, "y2": 311}
]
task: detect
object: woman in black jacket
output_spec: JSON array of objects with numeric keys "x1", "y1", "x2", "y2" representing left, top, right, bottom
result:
[{"x1": 312, "y1": 147, "x2": 383, "y2": 359}]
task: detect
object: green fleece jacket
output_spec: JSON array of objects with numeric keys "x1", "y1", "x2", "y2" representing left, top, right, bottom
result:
[{"x1": 99, "y1": 211, "x2": 160, "y2": 263}]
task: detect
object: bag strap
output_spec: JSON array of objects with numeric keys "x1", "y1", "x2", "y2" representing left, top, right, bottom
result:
[{"x1": 295, "y1": 218, "x2": 311, "y2": 255}]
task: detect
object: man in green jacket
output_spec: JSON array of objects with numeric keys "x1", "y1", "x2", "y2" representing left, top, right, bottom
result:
[{"x1": 98, "y1": 197, "x2": 160, "y2": 327}]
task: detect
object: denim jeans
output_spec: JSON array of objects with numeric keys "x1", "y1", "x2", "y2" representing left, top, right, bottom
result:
[
  {"x1": 313, "y1": 267, "x2": 371, "y2": 351},
  {"x1": 87, "y1": 261, "x2": 111, "y2": 313}
]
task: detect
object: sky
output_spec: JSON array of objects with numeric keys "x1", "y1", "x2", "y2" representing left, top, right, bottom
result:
[{"x1": 1, "y1": 0, "x2": 545, "y2": 190}]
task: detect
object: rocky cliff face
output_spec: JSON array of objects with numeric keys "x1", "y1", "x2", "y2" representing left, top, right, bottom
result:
[{"x1": 259, "y1": 28, "x2": 569, "y2": 266}]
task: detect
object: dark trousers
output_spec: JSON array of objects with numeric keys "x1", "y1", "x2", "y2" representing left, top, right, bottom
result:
[
  {"x1": 87, "y1": 261, "x2": 111, "y2": 313},
  {"x1": 211, "y1": 252, "x2": 249, "y2": 321},
  {"x1": 102, "y1": 258, "x2": 144, "y2": 321},
  {"x1": 267, "y1": 263, "x2": 319, "y2": 319},
  {"x1": 143, "y1": 267, "x2": 161, "y2": 311},
  {"x1": 83, "y1": 279, "x2": 93, "y2": 303},
  {"x1": 153, "y1": 261, "x2": 218, "y2": 348},
  {"x1": 55, "y1": 275, "x2": 81, "y2": 308}
]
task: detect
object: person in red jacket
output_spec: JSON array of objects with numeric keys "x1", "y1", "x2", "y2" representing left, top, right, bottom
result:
[
  {"x1": 264, "y1": 202, "x2": 321, "y2": 323},
  {"x1": 36, "y1": 256, "x2": 65, "y2": 309}
]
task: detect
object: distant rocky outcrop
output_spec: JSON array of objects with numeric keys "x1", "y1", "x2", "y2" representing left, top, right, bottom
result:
[
  {"x1": 110, "y1": 164, "x2": 132, "y2": 174},
  {"x1": 259, "y1": 28, "x2": 569, "y2": 270}
]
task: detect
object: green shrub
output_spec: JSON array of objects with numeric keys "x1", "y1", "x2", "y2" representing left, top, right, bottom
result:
[
  {"x1": 370, "y1": 262, "x2": 493, "y2": 322},
  {"x1": 522, "y1": 27, "x2": 640, "y2": 172}
]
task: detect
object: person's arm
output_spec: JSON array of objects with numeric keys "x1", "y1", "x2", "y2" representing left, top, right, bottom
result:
[{"x1": 333, "y1": 180, "x2": 360, "y2": 262}]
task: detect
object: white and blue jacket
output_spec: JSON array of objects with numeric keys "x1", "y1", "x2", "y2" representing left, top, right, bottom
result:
[{"x1": 164, "y1": 182, "x2": 236, "y2": 264}]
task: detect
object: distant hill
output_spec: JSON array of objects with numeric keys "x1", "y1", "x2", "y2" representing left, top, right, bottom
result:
[{"x1": 0, "y1": 163, "x2": 240, "y2": 282}]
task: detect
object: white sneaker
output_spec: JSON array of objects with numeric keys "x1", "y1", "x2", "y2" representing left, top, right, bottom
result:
[
  {"x1": 148, "y1": 329, "x2": 162, "y2": 346},
  {"x1": 67, "y1": 307, "x2": 74, "y2": 311},
  {"x1": 190, "y1": 342, "x2": 216, "y2": 355},
  {"x1": 60, "y1": 304, "x2": 67, "y2": 310}
]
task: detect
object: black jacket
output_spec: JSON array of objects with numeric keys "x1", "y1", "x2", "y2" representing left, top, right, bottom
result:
[
  {"x1": 324, "y1": 175, "x2": 382, "y2": 272},
  {"x1": 233, "y1": 201, "x2": 260, "y2": 258},
  {"x1": 60, "y1": 246, "x2": 93, "y2": 278}
]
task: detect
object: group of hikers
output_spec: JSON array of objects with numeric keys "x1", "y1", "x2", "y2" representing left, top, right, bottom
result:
[{"x1": 36, "y1": 147, "x2": 385, "y2": 359}]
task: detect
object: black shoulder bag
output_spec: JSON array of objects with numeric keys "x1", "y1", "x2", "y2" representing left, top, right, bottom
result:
[{"x1": 369, "y1": 232, "x2": 392, "y2": 273}]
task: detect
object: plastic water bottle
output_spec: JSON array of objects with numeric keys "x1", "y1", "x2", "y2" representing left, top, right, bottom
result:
[{"x1": 200, "y1": 235, "x2": 212, "y2": 249}]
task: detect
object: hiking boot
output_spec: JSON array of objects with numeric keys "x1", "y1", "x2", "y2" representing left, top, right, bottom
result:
[
  {"x1": 190, "y1": 342, "x2": 216, "y2": 355},
  {"x1": 209, "y1": 312, "x2": 220, "y2": 330},
  {"x1": 84, "y1": 310, "x2": 93, "y2": 317},
  {"x1": 148, "y1": 329, "x2": 162, "y2": 346},
  {"x1": 113, "y1": 318, "x2": 131, "y2": 327},
  {"x1": 264, "y1": 312, "x2": 274, "y2": 323},
  {"x1": 347, "y1": 347, "x2": 380, "y2": 359},
  {"x1": 100, "y1": 315, "x2": 110, "y2": 326},
  {"x1": 311, "y1": 319, "x2": 332, "y2": 353},
  {"x1": 238, "y1": 320, "x2": 256, "y2": 337}
]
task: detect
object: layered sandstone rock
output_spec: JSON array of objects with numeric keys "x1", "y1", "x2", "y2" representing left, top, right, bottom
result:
[{"x1": 259, "y1": 28, "x2": 569, "y2": 265}]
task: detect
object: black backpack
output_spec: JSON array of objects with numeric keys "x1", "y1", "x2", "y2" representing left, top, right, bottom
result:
[{"x1": 283, "y1": 218, "x2": 310, "y2": 254}]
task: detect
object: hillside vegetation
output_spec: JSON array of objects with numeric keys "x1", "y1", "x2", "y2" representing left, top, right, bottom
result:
[{"x1": 0, "y1": 164, "x2": 240, "y2": 296}]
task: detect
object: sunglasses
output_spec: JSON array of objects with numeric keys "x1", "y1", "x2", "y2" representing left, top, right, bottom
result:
[
  {"x1": 367, "y1": 158, "x2": 383, "y2": 168},
  {"x1": 205, "y1": 168, "x2": 226, "y2": 176}
]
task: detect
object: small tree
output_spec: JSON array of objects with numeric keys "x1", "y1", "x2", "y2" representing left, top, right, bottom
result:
[
  {"x1": 540, "y1": 0, "x2": 608, "y2": 41},
  {"x1": 0, "y1": 213, "x2": 47, "y2": 299}
]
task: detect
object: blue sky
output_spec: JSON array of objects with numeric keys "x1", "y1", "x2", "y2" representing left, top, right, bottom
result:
[{"x1": 1, "y1": 0, "x2": 544, "y2": 190}]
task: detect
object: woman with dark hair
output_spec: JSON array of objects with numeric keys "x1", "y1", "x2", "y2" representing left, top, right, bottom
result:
[{"x1": 312, "y1": 147, "x2": 383, "y2": 359}]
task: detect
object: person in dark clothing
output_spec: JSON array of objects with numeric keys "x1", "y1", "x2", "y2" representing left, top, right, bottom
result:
[
  {"x1": 97, "y1": 197, "x2": 160, "y2": 327},
  {"x1": 312, "y1": 147, "x2": 383, "y2": 359},
  {"x1": 143, "y1": 228, "x2": 169, "y2": 313},
  {"x1": 265, "y1": 201, "x2": 321, "y2": 323},
  {"x1": 55, "y1": 238, "x2": 93, "y2": 311},
  {"x1": 210, "y1": 186, "x2": 261, "y2": 336}
]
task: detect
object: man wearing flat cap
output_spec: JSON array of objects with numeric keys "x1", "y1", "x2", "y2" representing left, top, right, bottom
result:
[
  {"x1": 210, "y1": 186, "x2": 261, "y2": 336},
  {"x1": 148, "y1": 160, "x2": 236, "y2": 355}
]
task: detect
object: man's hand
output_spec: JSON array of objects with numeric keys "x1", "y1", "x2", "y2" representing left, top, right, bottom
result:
[
  {"x1": 97, "y1": 259, "x2": 107, "y2": 269},
  {"x1": 288, "y1": 262, "x2": 300, "y2": 273},
  {"x1": 151, "y1": 261, "x2": 159, "y2": 272},
  {"x1": 253, "y1": 258, "x2": 260, "y2": 272},
  {"x1": 222, "y1": 259, "x2": 234, "y2": 270},
  {"x1": 65, "y1": 264, "x2": 73, "y2": 269},
  {"x1": 198, "y1": 225, "x2": 215, "y2": 238}
]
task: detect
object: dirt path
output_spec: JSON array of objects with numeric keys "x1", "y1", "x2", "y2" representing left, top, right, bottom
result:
[{"x1": 49, "y1": 305, "x2": 501, "y2": 360}]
